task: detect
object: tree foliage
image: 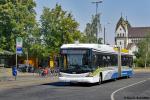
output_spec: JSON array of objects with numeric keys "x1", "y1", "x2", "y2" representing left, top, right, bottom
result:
[
  {"x1": 0, "y1": 0, "x2": 36, "y2": 52},
  {"x1": 134, "y1": 33, "x2": 150, "y2": 67},
  {"x1": 40, "y1": 4, "x2": 82, "y2": 55},
  {"x1": 84, "y1": 14, "x2": 102, "y2": 43},
  {"x1": 0, "y1": 1, "x2": 86, "y2": 66}
]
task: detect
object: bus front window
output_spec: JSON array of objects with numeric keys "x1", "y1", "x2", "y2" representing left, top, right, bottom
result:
[
  {"x1": 67, "y1": 54, "x2": 83, "y2": 66},
  {"x1": 60, "y1": 49, "x2": 92, "y2": 73}
]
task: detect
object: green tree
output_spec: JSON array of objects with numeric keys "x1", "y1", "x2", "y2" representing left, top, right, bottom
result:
[
  {"x1": 135, "y1": 33, "x2": 150, "y2": 67},
  {"x1": 0, "y1": 0, "x2": 36, "y2": 52},
  {"x1": 40, "y1": 4, "x2": 82, "y2": 55},
  {"x1": 84, "y1": 14, "x2": 102, "y2": 43}
]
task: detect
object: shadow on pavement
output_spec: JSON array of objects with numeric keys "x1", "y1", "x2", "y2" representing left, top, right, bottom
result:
[
  {"x1": 42, "y1": 82, "x2": 96, "y2": 87},
  {"x1": 42, "y1": 77, "x2": 131, "y2": 87}
]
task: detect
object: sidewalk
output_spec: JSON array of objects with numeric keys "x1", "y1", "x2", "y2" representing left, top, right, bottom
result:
[
  {"x1": 133, "y1": 67, "x2": 150, "y2": 73},
  {"x1": 0, "y1": 73, "x2": 58, "y2": 90}
]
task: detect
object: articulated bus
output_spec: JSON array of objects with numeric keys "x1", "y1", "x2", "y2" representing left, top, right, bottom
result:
[{"x1": 59, "y1": 44, "x2": 133, "y2": 84}]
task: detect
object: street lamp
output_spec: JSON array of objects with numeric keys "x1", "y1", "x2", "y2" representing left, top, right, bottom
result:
[
  {"x1": 92, "y1": 0, "x2": 103, "y2": 43},
  {"x1": 92, "y1": 1, "x2": 103, "y2": 15},
  {"x1": 117, "y1": 45, "x2": 122, "y2": 77},
  {"x1": 145, "y1": 42, "x2": 149, "y2": 68},
  {"x1": 103, "y1": 22, "x2": 110, "y2": 44}
]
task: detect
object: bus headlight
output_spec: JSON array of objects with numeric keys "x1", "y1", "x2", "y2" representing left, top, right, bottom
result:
[{"x1": 86, "y1": 72, "x2": 93, "y2": 77}]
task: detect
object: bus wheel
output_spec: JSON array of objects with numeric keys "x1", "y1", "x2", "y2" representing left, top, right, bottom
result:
[
  {"x1": 113, "y1": 78, "x2": 117, "y2": 81},
  {"x1": 98, "y1": 73, "x2": 102, "y2": 85},
  {"x1": 126, "y1": 75, "x2": 130, "y2": 78}
]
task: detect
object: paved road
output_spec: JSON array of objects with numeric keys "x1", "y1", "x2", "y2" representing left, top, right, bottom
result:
[{"x1": 0, "y1": 72, "x2": 150, "y2": 100}]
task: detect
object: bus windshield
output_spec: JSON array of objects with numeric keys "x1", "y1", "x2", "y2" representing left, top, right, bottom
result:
[{"x1": 60, "y1": 49, "x2": 93, "y2": 73}]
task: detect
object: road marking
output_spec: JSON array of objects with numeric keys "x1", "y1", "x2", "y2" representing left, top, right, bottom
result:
[{"x1": 111, "y1": 80, "x2": 147, "y2": 100}]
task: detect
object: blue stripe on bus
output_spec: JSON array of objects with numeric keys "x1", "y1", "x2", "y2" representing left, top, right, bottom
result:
[
  {"x1": 111, "y1": 70, "x2": 133, "y2": 79},
  {"x1": 122, "y1": 70, "x2": 133, "y2": 77},
  {"x1": 111, "y1": 72, "x2": 118, "y2": 79}
]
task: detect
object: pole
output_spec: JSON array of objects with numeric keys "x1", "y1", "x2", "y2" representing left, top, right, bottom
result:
[
  {"x1": 92, "y1": 1, "x2": 103, "y2": 43},
  {"x1": 145, "y1": 43, "x2": 149, "y2": 69},
  {"x1": 92, "y1": 1, "x2": 103, "y2": 15},
  {"x1": 118, "y1": 46, "x2": 122, "y2": 78},
  {"x1": 104, "y1": 26, "x2": 105, "y2": 44},
  {"x1": 27, "y1": 50, "x2": 28, "y2": 65},
  {"x1": 2, "y1": 63, "x2": 6, "y2": 81},
  {"x1": 15, "y1": 49, "x2": 17, "y2": 80},
  {"x1": 96, "y1": 3, "x2": 98, "y2": 16},
  {"x1": 27, "y1": 50, "x2": 29, "y2": 72}
]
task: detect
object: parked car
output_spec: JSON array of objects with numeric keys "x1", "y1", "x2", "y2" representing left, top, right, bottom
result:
[
  {"x1": 17, "y1": 64, "x2": 28, "y2": 72},
  {"x1": 27, "y1": 65, "x2": 35, "y2": 73},
  {"x1": 12, "y1": 64, "x2": 35, "y2": 73}
]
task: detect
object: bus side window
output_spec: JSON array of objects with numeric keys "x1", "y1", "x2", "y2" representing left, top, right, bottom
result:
[
  {"x1": 129, "y1": 57, "x2": 133, "y2": 68},
  {"x1": 92, "y1": 53, "x2": 96, "y2": 67},
  {"x1": 107, "y1": 56, "x2": 111, "y2": 66},
  {"x1": 96, "y1": 54, "x2": 101, "y2": 67},
  {"x1": 102, "y1": 56, "x2": 106, "y2": 67},
  {"x1": 111, "y1": 55, "x2": 117, "y2": 66}
]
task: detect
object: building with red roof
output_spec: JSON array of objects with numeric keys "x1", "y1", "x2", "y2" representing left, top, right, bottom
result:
[{"x1": 115, "y1": 16, "x2": 150, "y2": 54}]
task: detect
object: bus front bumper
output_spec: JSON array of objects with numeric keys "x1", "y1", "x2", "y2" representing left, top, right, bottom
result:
[{"x1": 59, "y1": 77, "x2": 98, "y2": 83}]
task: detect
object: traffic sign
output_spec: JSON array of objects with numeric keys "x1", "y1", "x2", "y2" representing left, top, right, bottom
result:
[
  {"x1": 16, "y1": 37, "x2": 23, "y2": 54},
  {"x1": 16, "y1": 47, "x2": 23, "y2": 54},
  {"x1": 17, "y1": 47, "x2": 22, "y2": 51},
  {"x1": 16, "y1": 37, "x2": 23, "y2": 47},
  {"x1": 12, "y1": 66, "x2": 17, "y2": 76}
]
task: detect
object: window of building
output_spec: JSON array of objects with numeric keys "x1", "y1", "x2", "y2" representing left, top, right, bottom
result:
[{"x1": 120, "y1": 41, "x2": 121, "y2": 45}]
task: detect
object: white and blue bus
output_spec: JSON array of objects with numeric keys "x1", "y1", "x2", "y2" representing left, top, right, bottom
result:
[{"x1": 59, "y1": 44, "x2": 133, "y2": 84}]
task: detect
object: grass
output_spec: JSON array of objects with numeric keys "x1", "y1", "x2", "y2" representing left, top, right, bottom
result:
[
  {"x1": 133, "y1": 67, "x2": 150, "y2": 72},
  {"x1": 0, "y1": 68, "x2": 12, "y2": 77},
  {"x1": 0, "y1": 68, "x2": 36, "y2": 77}
]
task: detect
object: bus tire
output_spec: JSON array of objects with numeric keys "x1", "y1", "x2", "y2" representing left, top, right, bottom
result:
[
  {"x1": 98, "y1": 73, "x2": 102, "y2": 85},
  {"x1": 113, "y1": 78, "x2": 117, "y2": 81},
  {"x1": 126, "y1": 75, "x2": 130, "y2": 78}
]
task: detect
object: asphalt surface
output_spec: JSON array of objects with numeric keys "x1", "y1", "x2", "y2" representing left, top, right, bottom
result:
[{"x1": 0, "y1": 72, "x2": 150, "y2": 100}]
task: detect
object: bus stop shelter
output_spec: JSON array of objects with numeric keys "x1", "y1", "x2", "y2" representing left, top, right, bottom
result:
[{"x1": 0, "y1": 50, "x2": 14, "y2": 67}]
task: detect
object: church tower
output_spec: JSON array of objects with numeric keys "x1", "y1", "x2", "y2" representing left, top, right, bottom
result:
[{"x1": 115, "y1": 16, "x2": 131, "y2": 49}]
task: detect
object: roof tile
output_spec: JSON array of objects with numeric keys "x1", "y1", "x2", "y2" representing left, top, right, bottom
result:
[{"x1": 128, "y1": 27, "x2": 150, "y2": 38}]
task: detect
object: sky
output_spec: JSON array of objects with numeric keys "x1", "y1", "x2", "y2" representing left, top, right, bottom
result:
[{"x1": 35, "y1": 0, "x2": 150, "y2": 45}]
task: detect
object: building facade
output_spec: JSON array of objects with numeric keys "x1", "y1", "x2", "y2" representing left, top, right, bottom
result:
[{"x1": 115, "y1": 16, "x2": 150, "y2": 54}]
